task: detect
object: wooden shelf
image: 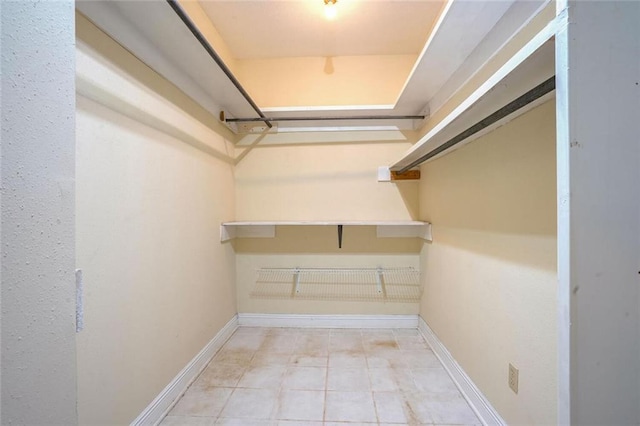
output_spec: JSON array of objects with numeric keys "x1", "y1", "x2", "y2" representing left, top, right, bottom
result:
[{"x1": 220, "y1": 221, "x2": 432, "y2": 242}]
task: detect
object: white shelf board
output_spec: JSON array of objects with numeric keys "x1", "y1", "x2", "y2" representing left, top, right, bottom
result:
[
  {"x1": 391, "y1": 17, "x2": 558, "y2": 170},
  {"x1": 76, "y1": 1, "x2": 260, "y2": 122},
  {"x1": 395, "y1": 0, "x2": 516, "y2": 114},
  {"x1": 220, "y1": 221, "x2": 432, "y2": 242}
]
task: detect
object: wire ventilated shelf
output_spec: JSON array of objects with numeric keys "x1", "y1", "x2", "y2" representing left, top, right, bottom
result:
[{"x1": 252, "y1": 267, "x2": 421, "y2": 302}]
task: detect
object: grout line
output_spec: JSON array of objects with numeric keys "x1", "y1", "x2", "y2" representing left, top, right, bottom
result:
[
  {"x1": 361, "y1": 328, "x2": 382, "y2": 425},
  {"x1": 174, "y1": 326, "x2": 475, "y2": 425},
  {"x1": 322, "y1": 331, "x2": 330, "y2": 424}
]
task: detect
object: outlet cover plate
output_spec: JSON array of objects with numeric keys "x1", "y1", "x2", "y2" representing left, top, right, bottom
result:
[{"x1": 508, "y1": 363, "x2": 519, "y2": 394}]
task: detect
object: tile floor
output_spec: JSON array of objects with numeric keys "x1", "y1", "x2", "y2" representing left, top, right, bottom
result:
[{"x1": 160, "y1": 327, "x2": 481, "y2": 426}]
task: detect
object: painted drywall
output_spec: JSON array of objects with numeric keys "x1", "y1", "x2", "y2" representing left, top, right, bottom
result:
[
  {"x1": 234, "y1": 133, "x2": 421, "y2": 315},
  {"x1": 419, "y1": 101, "x2": 557, "y2": 424},
  {"x1": 237, "y1": 252, "x2": 420, "y2": 315},
  {"x1": 0, "y1": 2, "x2": 78, "y2": 424},
  {"x1": 556, "y1": 1, "x2": 640, "y2": 423},
  {"x1": 75, "y1": 17, "x2": 236, "y2": 424},
  {"x1": 235, "y1": 226, "x2": 421, "y2": 315},
  {"x1": 235, "y1": 141, "x2": 419, "y2": 221},
  {"x1": 236, "y1": 55, "x2": 417, "y2": 107}
]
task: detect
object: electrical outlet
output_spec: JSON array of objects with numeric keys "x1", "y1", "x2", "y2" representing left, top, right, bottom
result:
[{"x1": 508, "y1": 363, "x2": 519, "y2": 394}]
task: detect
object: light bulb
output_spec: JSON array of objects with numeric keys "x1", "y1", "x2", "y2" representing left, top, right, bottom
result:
[{"x1": 324, "y1": 0, "x2": 337, "y2": 20}]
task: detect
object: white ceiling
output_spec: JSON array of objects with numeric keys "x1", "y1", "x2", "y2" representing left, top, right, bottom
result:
[{"x1": 199, "y1": 0, "x2": 446, "y2": 59}]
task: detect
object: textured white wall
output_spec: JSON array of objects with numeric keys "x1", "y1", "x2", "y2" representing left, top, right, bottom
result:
[
  {"x1": 419, "y1": 101, "x2": 557, "y2": 424},
  {"x1": 0, "y1": 2, "x2": 78, "y2": 424},
  {"x1": 556, "y1": 2, "x2": 640, "y2": 423}
]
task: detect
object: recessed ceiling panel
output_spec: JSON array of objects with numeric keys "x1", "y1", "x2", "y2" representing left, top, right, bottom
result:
[{"x1": 199, "y1": 0, "x2": 446, "y2": 59}]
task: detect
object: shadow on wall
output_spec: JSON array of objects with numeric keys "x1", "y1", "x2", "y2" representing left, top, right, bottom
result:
[
  {"x1": 232, "y1": 226, "x2": 423, "y2": 254},
  {"x1": 234, "y1": 141, "x2": 419, "y2": 222},
  {"x1": 419, "y1": 100, "x2": 557, "y2": 271},
  {"x1": 76, "y1": 12, "x2": 235, "y2": 146},
  {"x1": 395, "y1": 181, "x2": 420, "y2": 220},
  {"x1": 235, "y1": 130, "x2": 414, "y2": 147}
]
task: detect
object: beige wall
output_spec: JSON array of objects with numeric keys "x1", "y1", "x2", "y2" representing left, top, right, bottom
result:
[
  {"x1": 236, "y1": 55, "x2": 417, "y2": 107},
  {"x1": 418, "y1": 100, "x2": 557, "y2": 424},
  {"x1": 237, "y1": 252, "x2": 420, "y2": 315},
  {"x1": 76, "y1": 17, "x2": 237, "y2": 424},
  {"x1": 234, "y1": 137, "x2": 422, "y2": 314},
  {"x1": 235, "y1": 141, "x2": 419, "y2": 221},
  {"x1": 235, "y1": 227, "x2": 421, "y2": 315}
]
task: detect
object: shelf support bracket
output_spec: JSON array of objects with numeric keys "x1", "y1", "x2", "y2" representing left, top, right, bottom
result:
[
  {"x1": 376, "y1": 268, "x2": 384, "y2": 294},
  {"x1": 293, "y1": 268, "x2": 301, "y2": 295}
]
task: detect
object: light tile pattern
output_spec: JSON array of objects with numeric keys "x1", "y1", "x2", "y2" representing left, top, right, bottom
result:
[{"x1": 160, "y1": 327, "x2": 481, "y2": 426}]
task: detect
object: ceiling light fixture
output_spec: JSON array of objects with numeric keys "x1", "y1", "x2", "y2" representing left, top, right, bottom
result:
[{"x1": 324, "y1": 0, "x2": 338, "y2": 20}]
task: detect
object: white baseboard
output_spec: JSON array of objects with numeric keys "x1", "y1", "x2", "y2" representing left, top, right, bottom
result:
[
  {"x1": 237, "y1": 313, "x2": 419, "y2": 329},
  {"x1": 418, "y1": 316, "x2": 506, "y2": 426},
  {"x1": 131, "y1": 315, "x2": 239, "y2": 426},
  {"x1": 133, "y1": 313, "x2": 502, "y2": 425}
]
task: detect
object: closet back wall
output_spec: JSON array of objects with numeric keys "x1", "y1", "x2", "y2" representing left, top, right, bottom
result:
[
  {"x1": 75, "y1": 15, "x2": 237, "y2": 425},
  {"x1": 235, "y1": 142, "x2": 418, "y2": 221},
  {"x1": 234, "y1": 141, "x2": 421, "y2": 315}
]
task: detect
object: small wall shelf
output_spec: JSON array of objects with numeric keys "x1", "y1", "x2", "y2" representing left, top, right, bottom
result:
[{"x1": 220, "y1": 221, "x2": 432, "y2": 243}]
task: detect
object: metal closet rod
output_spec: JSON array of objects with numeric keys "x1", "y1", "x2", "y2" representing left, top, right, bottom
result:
[
  {"x1": 225, "y1": 114, "x2": 426, "y2": 123},
  {"x1": 165, "y1": 0, "x2": 272, "y2": 128},
  {"x1": 397, "y1": 76, "x2": 556, "y2": 174}
]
